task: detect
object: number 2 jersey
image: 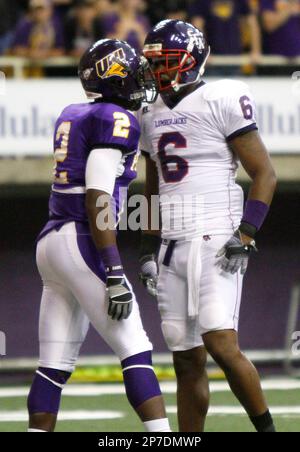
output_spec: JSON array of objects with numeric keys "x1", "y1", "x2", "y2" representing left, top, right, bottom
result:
[
  {"x1": 138, "y1": 79, "x2": 258, "y2": 240},
  {"x1": 38, "y1": 101, "x2": 140, "y2": 241}
]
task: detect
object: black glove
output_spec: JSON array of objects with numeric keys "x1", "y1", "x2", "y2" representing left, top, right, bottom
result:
[
  {"x1": 106, "y1": 275, "x2": 133, "y2": 321},
  {"x1": 216, "y1": 231, "x2": 257, "y2": 275}
]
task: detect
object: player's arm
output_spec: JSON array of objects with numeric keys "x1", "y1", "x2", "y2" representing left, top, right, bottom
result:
[
  {"x1": 229, "y1": 130, "x2": 277, "y2": 243},
  {"x1": 216, "y1": 83, "x2": 277, "y2": 275},
  {"x1": 86, "y1": 188, "x2": 117, "y2": 249},
  {"x1": 144, "y1": 153, "x2": 160, "y2": 237},
  {"x1": 85, "y1": 148, "x2": 133, "y2": 321},
  {"x1": 217, "y1": 130, "x2": 277, "y2": 275},
  {"x1": 139, "y1": 153, "x2": 161, "y2": 297}
]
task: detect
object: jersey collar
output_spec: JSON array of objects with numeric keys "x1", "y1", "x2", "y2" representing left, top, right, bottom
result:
[{"x1": 161, "y1": 81, "x2": 206, "y2": 110}]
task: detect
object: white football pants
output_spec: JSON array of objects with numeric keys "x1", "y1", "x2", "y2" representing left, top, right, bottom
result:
[
  {"x1": 157, "y1": 235, "x2": 243, "y2": 351},
  {"x1": 36, "y1": 222, "x2": 152, "y2": 372}
]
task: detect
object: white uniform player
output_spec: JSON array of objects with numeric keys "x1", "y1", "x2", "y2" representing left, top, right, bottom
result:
[
  {"x1": 139, "y1": 19, "x2": 277, "y2": 433},
  {"x1": 138, "y1": 79, "x2": 257, "y2": 351}
]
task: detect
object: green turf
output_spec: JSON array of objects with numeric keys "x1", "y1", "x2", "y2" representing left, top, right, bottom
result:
[{"x1": 0, "y1": 388, "x2": 300, "y2": 432}]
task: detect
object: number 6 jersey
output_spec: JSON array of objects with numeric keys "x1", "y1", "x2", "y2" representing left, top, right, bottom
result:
[
  {"x1": 38, "y1": 101, "x2": 140, "y2": 241},
  {"x1": 138, "y1": 79, "x2": 258, "y2": 240}
]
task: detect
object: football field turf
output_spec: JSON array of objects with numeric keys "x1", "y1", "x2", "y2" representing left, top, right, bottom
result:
[{"x1": 0, "y1": 379, "x2": 300, "y2": 432}]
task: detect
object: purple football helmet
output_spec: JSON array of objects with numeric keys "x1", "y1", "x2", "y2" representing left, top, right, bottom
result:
[
  {"x1": 79, "y1": 39, "x2": 158, "y2": 110},
  {"x1": 143, "y1": 20, "x2": 210, "y2": 93}
]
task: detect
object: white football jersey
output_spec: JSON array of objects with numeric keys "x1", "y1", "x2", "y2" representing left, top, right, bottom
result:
[{"x1": 138, "y1": 79, "x2": 258, "y2": 240}]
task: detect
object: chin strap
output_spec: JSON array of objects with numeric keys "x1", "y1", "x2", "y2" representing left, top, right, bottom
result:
[
  {"x1": 85, "y1": 91, "x2": 103, "y2": 99},
  {"x1": 171, "y1": 45, "x2": 211, "y2": 92}
]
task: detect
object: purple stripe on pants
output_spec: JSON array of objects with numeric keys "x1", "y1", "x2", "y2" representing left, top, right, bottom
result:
[{"x1": 75, "y1": 222, "x2": 106, "y2": 283}]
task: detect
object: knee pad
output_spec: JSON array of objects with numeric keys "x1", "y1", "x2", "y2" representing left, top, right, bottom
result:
[
  {"x1": 161, "y1": 320, "x2": 186, "y2": 350},
  {"x1": 199, "y1": 302, "x2": 226, "y2": 331},
  {"x1": 121, "y1": 351, "x2": 161, "y2": 409},
  {"x1": 27, "y1": 367, "x2": 71, "y2": 415}
]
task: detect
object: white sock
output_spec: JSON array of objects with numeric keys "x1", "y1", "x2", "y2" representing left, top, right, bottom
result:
[
  {"x1": 28, "y1": 428, "x2": 47, "y2": 432},
  {"x1": 143, "y1": 418, "x2": 172, "y2": 432}
]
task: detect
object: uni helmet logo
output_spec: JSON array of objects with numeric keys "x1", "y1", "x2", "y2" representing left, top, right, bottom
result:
[{"x1": 96, "y1": 48, "x2": 128, "y2": 79}]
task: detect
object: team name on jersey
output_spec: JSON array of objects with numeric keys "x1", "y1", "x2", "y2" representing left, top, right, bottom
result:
[{"x1": 154, "y1": 117, "x2": 187, "y2": 128}]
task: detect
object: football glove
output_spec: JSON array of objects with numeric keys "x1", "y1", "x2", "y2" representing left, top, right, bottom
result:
[
  {"x1": 139, "y1": 255, "x2": 158, "y2": 297},
  {"x1": 216, "y1": 231, "x2": 257, "y2": 275},
  {"x1": 107, "y1": 275, "x2": 133, "y2": 321}
]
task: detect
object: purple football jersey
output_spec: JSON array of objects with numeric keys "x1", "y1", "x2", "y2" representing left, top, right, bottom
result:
[{"x1": 38, "y1": 101, "x2": 140, "y2": 241}]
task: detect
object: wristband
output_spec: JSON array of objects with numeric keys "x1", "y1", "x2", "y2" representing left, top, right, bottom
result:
[
  {"x1": 99, "y1": 245, "x2": 123, "y2": 276},
  {"x1": 241, "y1": 200, "x2": 269, "y2": 233},
  {"x1": 239, "y1": 221, "x2": 257, "y2": 239}
]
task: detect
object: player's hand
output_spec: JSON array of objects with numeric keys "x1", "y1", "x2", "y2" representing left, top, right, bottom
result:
[
  {"x1": 106, "y1": 276, "x2": 133, "y2": 321},
  {"x1": 216, "y1": 231, "x2": 257, "y2": 275},
  {"x1": 139, "y1": 256, "x2": 158, "y2": 297}
]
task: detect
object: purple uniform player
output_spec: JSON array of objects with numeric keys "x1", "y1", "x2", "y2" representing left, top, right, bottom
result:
[
  {"x1": 27, "y1": 39, "x2": 171, "y2": 433},
  {"x1": 38, "y1": 101, "x2": 140, "y2": 272}
]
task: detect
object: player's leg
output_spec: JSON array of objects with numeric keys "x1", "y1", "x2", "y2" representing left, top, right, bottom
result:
[
  {"x1": 120, "y1": 349, "x2": 168, "y2": 430},
  {"x1": 200, "y1": 234, "x2": 275, "y2": 432},
  {"x1": 157, "y1": 240, "x2": 209, "y2": 432},
  {"x1": 28, "y1": 232, "x2": 89, "y2": 432},
  {"x1": 202, "y1": 329, "x2": 275, "y2": 431},
  {"x1": 75, "y1": 283, "x2": 170, "y2": 431},
  {"x1": 27, "y1": 282, "x2": 89, "y2": 432},
  {"x1": 173, "y1": 347, "x2": 209, "y2": 432},
  {"x1": 62, "y1": 223, "x2": 170, "y2": 432}
]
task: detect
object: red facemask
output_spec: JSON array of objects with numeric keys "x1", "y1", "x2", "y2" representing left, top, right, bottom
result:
[{"x1": 143, "y1": 49, "x2": 196, "y2": 91}]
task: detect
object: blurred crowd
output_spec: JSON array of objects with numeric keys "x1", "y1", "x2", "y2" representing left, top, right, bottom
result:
[{"x1": 0, "y1": 0, "x2": 300, "y2": 61}]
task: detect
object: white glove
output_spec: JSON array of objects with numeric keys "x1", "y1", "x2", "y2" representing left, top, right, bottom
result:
[{"x1": 139, "y1": 255, "x2": 158, "y2": 297}]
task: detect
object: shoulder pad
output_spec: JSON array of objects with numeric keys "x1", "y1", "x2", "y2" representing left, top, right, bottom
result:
[{"x1": 203, "y1": 79, "x2": 250, "y2": 102}]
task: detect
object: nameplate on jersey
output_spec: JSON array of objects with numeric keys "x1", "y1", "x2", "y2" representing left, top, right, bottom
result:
[{"x1": 155, "y1": 117, "x2": 187, "y2": 128}]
